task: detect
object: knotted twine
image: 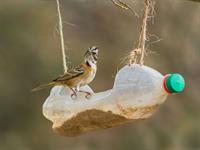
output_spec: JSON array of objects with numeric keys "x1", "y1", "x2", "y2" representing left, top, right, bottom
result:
[{"x1": 128, "y1": 0, "x2": 155, "y2": 65}]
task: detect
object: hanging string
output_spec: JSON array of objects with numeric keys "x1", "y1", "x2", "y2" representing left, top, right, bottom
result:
[
  {"x1": 128, "y1": 0, "x2": 154, "y2": 65},
  {"x1": 56, "y1": 0, "x2": 68, "y2": 73}
]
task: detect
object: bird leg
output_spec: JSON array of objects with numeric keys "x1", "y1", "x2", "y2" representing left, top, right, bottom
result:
[
  {"x1": 78, "y1": 90, "x2": 92, "y2": 99},
  {"x1": 70, "y1": 88, "x2": 77, "y2": 99},
  {"x1": 70, "y1": 86, "x2": 92, "y2": 99}
]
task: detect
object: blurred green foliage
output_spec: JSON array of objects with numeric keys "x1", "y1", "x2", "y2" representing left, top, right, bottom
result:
[{"x1": 0, "y1": 0, "x2": 200, "y2": 150}]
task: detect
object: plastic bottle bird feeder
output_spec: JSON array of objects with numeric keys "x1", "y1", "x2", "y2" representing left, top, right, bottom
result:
[
  {"x1": 43, "y1": 64, "x2": 185, "y2": 137},
  {"x1": 41, "y1": 0, "x2": 186, "y2": 137}
]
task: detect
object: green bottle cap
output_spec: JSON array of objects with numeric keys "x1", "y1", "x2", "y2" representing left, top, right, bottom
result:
[{"x1": 166, "y1": 73, "x2": 185, "y2": 93}]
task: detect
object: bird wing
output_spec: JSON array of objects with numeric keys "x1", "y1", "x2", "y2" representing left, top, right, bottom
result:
[{"x1": 53, "y1": 64, "x2": 85, "y2": 82}]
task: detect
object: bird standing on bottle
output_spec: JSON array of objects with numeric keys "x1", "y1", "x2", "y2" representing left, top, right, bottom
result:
[{"x1": 32, "y1": 46, "x2": 99, "y2": 98}]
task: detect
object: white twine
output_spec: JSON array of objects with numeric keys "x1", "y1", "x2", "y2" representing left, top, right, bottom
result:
[{"x1": 56, "y1": 0, "x2": 68, "y2": 73}]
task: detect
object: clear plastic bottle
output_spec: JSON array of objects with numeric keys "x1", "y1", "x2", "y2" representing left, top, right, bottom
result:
[{"x1": 43, "y1": 64, "x2": 185, "y2": 136}]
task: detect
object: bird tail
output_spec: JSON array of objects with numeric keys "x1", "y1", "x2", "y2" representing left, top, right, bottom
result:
[{"x1": 31, "y1": 82, "x2": 55, "y2": 92}]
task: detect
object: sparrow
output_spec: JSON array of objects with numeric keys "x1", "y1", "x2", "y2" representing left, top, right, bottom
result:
[{"x1": 32, "y1": 46, "x2": 99, "y2": 98}]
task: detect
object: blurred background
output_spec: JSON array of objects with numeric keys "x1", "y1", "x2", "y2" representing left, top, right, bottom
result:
[{"x1": 0, "y1": 0, "x2": 200, "y2": 150}]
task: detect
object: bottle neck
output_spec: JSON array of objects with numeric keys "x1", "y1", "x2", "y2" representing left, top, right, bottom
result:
[{"x1": 163, "y1": 74, "x2": 172, "y2": 94}]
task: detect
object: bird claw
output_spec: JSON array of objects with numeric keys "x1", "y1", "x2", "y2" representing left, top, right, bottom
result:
[
  {"x1": 71, "y1": 93, "x2": 77, "y2": 100},
  {"x1": 70, "y1": 88, "x2": 78, "y2": 100},
  {"x1": 85, "y1": 92, "x2": 92, "y2": 99}
]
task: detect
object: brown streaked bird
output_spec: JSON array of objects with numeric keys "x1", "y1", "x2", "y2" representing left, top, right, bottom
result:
[{"x1": 32, "y1": 46, "x2": 99, "y2": 98}]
